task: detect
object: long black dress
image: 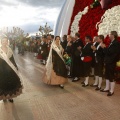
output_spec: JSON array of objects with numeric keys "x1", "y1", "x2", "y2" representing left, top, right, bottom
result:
[
  {"x1": 0, "y1": 48, "x2": 22, "y2": 100},
  {"x1": 52, "y1": 49, "x2": 67, "y2": 78},
  {"x1": 43, "y1": 45, "x2": 68, "y2": 85}
]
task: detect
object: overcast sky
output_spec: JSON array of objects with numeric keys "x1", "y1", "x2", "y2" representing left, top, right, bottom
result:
[{"x1": 0, "y1": 0, "x2": 65, "y2": 34}]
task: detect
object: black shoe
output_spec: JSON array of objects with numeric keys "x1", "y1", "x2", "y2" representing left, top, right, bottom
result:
[
  {"x1": 72, "y1": 77, "x2": 80, "y2": 82},
  {"x1": 90, "y1": 84, "x2": 98, "y2": 87},
  {"x1": 100, "y1": 89, "x2": 109, "y2": 92},
  {"x1": 72, "y1": 79, "x2": 79, "y2": 82},
  {"x1": 59, "y1": 85, "x2": 64, "y2": 89},
  {"x1": 107, "y1": 92, "x2": 114, "y2": 96},
  {"x1": 67, "y1": 75, "x2": 73, "y2": 78},
  {"x1": 90, "y1": 75, "x2": 94, "y2": 77},
  {"x1": 3, "y1": 99, "x2": 7, "y2": 102},
  {"x1": 8, "y1": 99, "x2": 14, "y2": 103},
  {"x1": 95, "y1": 87, "x2": 101, "y2": 91},
  {"x1": 41, "y1": 63, "x2": 46, "y2": 65},
  {"x1": 82, "y1": 83, "x2": 89, "y2": 87},
  {"x1": 81, "y1": 81, "x2": 85, "y2": 84}
]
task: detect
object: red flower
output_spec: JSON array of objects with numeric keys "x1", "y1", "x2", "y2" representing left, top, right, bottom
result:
[{"x1": 68, "y1": 0, "x2": 120, "y2": 46}]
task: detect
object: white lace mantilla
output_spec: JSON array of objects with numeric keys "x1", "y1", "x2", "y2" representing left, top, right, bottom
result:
[
  {"x1": 0, "y1": 46, "x2": 13, "y2": 59},
  {"x1": 0, "y1": 47, "x2": 24, "y2": 85},
  {"x1": 45, "y1": 41, "x2": 64, "y2": 80}
]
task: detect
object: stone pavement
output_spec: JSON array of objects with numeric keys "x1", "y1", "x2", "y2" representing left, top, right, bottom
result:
[{"x1": 0, "y1": 51, "x2": 120, "y2": 120}]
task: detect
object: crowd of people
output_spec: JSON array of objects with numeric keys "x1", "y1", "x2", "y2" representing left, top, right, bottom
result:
[
  {"x1": 39, "y1": 31, "x2": 120, "y2": 96},
  {"x1": 0, "y1": 30, "x2": 120, "y2": 103}
]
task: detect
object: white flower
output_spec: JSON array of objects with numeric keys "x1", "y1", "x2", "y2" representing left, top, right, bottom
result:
[
  {"x1": 97, "y1": 5, "x2": 120, "y2": 38},
  {"x1": 78, "y1": 12, "x2": 82, "y2": 15},
  {"x1": 82, "y1": 7, "x2": 89, "y2": 15},
  {"x1": 70, "y1": 6, "x2": 89, "y2": 35}
]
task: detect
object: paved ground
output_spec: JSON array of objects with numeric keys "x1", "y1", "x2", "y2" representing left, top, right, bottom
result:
[{"x1": 0, "y1": 50, "x2": 120, "y2": 120}]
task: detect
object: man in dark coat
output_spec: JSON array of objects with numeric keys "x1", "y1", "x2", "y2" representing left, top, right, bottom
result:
[
  {"x1": 41, "y1": 35, "x2": 48, "y2": 65},
  {"x1": 65, "y1": 35, "x2": 73, "y2": 77},
  {"x1": 61, "y1": 35, "x2": 67, "y2": 51},
  {"x1": 81, "y1": 35, "x2": 93, "y2": 87},
  {"x1": 71, "y1": 33, "x2": 84, "y2": 82},
  {"x1": 91, "y1": 36, "x2": 99, "y2": 77},
  {"x1": 91, "y1": 35, "x2": 105, "y2": 90},
  {"x1": 100, "y1": 31, "x2": 120, "y2": 96}
]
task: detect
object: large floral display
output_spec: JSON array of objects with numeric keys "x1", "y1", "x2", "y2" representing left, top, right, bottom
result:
[{"x1": 68, "y1": 0, "x2": 120, "y2": 45}]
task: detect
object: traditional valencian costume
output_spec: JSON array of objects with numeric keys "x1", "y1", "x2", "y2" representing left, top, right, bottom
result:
[
  {"x1": 43, "y1": 38, "x2": 68, "y2": 88},
  {"x1": 0, "y1": 36, "x2": 23, "y2": 102}
]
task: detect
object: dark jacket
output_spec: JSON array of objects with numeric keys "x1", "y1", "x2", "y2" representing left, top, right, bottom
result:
[
  {"x1": 95, "y1": 45, "x2": 104, "y2": 62},
  {"x1": 61, "y1": 40, "x2": 67, "y2": 50},
  {"x1": 71, "y1": 39, "x2": 84, "y2": 57},
  {"x1": 81, "y1": 42, "x2": 93, "y2": 57},
  {"x1": 41, "y1": 42, "x2": 48, "y2": 59},
  {"x1": 65, "y1": 41, "x2": 73, "y2": 55},
  {"x1": 104, "y1": 40, "x2": 120, "y2": 64}
]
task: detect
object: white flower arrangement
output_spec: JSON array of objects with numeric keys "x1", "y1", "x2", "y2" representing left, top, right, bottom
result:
[
  {"x1": 70, "y1": 6, "x2": 89, "y2": 37},
  {"x1": 97, "y1": 5, "x2": 120, "y2": 38}
]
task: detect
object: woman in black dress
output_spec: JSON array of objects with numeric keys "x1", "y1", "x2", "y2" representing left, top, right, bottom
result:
[
  {"x1": 43, "y1": 36, "x2": 68, "y2": 88},
  {"x1": 0, "y1": 35, "x2": 23, "y2": 102}
]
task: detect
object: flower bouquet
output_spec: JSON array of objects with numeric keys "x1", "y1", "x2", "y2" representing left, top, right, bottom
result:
[{"x1": 63, "y1": 53, "x2": 72, "y2": 66}]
